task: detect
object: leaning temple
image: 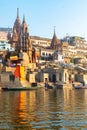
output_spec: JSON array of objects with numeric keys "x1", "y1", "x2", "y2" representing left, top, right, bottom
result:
[{"x1": 9, "y1": 8, "x2": 37, "y2": 63}]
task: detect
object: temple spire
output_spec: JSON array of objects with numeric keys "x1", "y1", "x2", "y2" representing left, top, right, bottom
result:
[{"x1": 50, "y1": 25, "x2": 61, "y2": 50}]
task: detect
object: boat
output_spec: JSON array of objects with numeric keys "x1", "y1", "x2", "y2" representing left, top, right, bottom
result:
[
  {"x1": 1, "y1": 86, "x2": 42, "y2": 91},
  {"x1": 1, "y1": 79, "x2": 43, "y2": 91},
  {"x1": 72, "y1": 83, "x2": 87, "y2": 89},
  {"x1": 1, "y1": 83, "x2": 42, "y2": 91}
]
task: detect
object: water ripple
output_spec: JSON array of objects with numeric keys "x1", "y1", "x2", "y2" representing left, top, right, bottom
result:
[{"x1": 0, "y1": 89, "x2": 87, "y2": 129}]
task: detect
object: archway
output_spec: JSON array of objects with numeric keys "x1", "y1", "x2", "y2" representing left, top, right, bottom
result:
[{"x1": 52, "y1": 74, "x2": 56, "y2": 82}]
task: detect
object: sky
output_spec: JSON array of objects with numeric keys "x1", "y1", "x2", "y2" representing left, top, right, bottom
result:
[{"x1": 0, "y1": 0, "x2": 87, "y2": 40}]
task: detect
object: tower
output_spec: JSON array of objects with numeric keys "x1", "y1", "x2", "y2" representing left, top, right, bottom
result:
[
  {"x1": 12, "y1": 8, "x2": 21, "y2": 48},
  {"x1": 18, "y1": 15, "x2": 33, "y2": 63}
]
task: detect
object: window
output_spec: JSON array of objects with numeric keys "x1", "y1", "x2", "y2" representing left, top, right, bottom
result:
[{"x1": 42, "y1": 52, "x2": 45, "y2": 55}]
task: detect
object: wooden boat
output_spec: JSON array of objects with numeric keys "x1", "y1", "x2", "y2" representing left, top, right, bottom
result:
[
  {"x1": 1, "y1": 85, "x2": 42, "y2": 91},
  {"x1": 72, "y1": 84, "x2": 87, "y2": 89}
]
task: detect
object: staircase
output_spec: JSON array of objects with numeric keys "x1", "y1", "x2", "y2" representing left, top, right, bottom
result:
[{"x1": 1, "y1": 80, "x2": 30, "y2": 88}]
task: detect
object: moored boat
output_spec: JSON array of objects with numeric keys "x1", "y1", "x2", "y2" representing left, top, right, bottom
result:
[
  {"x1": 72, "y1": 83, "x2": 87, "y2": 89},
  {"x1": 1, "y1": 86, "x2": 42, "y2": 91}
]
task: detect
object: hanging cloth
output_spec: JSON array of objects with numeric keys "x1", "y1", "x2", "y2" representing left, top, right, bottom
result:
[
  {"x1": 14, "y1": 65, "x2": 20, "y2": 77},
  {"x1": 20, "y1": 66, "x2": 25, "y2": 81}
]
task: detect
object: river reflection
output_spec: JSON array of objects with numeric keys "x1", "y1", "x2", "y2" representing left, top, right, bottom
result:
[{"x1": 0, "y1": 88, "x2": 87, "y2": 129}]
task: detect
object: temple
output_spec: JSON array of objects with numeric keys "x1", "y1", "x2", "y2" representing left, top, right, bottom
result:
[{"x1": 10, "y1": 8, "x2": 35, "y2": 63}]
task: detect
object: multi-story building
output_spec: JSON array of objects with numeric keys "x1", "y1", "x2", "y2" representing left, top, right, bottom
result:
[
  {"x1": 0, "y1": 28, "x2": 12, "y2": 42},
  {"x1": 30, "y1": 36, "x2": 51, "y2": 48},
  {"x1": 63, "y1": 36, "x2": 87, "y2": 48}
]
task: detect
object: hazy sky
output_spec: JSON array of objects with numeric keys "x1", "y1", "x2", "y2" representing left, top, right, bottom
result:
[{"x1": 0, "y1": 0, "x2": 87, "y2": 39}]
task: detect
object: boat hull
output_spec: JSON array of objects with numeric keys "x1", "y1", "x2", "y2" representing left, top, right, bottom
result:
[
  {"x1": 2, "y1": 86, "x2": 42, "y2": 91},
  {"x1": 73, "y1": 85, "x2": 87, "y2": 89}
]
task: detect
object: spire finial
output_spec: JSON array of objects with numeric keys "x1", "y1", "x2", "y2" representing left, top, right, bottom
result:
[
  {"x1": 17, "y1": 8, "x2": 19, "y2": 18},
  {"x1": 23, "y1": 15, "x2": 25, "y2": 22},
  {"x1": 54, "y1": 25, "x2": 56, "y2": 34}
]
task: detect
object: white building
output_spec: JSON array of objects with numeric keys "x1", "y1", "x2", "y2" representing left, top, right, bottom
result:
[
  {"x1": 53, "y1": 51, "x2": 64, "y2": 62},
  {"x1": 0, "y1": 42, "x2": 14, "y2": 51}
]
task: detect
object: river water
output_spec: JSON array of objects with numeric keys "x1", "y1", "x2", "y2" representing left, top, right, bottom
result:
[{"x1": 0, "y1": 88, "x2": 87, "y2": 130}]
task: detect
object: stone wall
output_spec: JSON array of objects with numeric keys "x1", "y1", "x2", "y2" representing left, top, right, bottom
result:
[
  {"x1": 36, "y1": 72, "x2": 49, "y2": 82},
  {"x1": 0, "y1": 72, "x2": 11, "y2": 83}
]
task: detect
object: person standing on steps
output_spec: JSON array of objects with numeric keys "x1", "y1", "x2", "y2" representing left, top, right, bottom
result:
[{"x1": 45, "y1": 78, "x2": 49, "y2": 89}]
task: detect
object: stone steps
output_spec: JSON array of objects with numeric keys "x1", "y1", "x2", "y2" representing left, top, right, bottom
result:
[{"x1": 1, "y1": 80, "x2": 30, "y2": 88}]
